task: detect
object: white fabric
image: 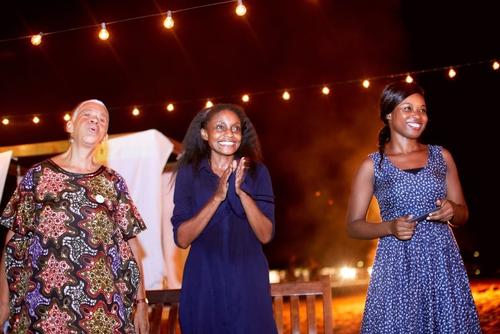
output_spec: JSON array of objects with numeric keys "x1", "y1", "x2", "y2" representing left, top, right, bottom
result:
[
  {"x1": 0, "y1": 151, "x2": 12, "y2": 204},
  {"x1": 98, "y1": 129, "x2": 172, "y2": 289}
]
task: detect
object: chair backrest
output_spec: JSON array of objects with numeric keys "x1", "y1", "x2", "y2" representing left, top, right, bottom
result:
[
  {"x1": 146, "y1": 289, "x2": 181, "y2": 334},
  {"x1": 146, "y1": 275, "x2": 333, "y2": 334},
  {"x1": 271, "y1": 275, "x2": 333, "y2": 334}
]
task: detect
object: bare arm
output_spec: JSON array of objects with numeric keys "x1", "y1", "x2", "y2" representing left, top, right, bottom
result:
[
  {"x1": 0, "y1": 230, "x2": 14, "y2": 325},
  {"x1": 175, "y1": 166, "x2": 232, "y2": 248},
  {"x1": 127, "y1": 237, "x2": 149, "y2": 334},
  {"x1": 428, "y1": 148, "x2": 468, "y2": 227},
  {"x1": 346, "y1": 157, "x2": 416, "y2": 240},
  {"x1": 235, "y1": 158, "x2": 273, "y2": 244}
]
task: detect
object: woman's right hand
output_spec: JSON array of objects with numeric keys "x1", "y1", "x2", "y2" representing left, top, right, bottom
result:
[
  {"x1": 213, "y1": 165, "x2": 233, "y2": 202},
  {"x1": 390, "y1": 216, "x2": 416, "y2": 240}
]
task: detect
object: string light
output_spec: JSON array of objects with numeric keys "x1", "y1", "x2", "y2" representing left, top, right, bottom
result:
[
  {"x1": 448, "y1": 68, "x2": 457, "y2": 78},
  {"x1": 405, "y1": 74, "x2": 414, "y2": 83},
  {"x1": 98, "y1": 23, "x2": 109, "y2": 40},
  {"x1": 1, "y1": 58, "x2": 496, "y2": 126},
  {"x1": 30, "y1": 33, "x2": 42, "y2": 46},
  {"x1": 132, "y1": 107, "x2": 140, "y2": 116},
  {"x1": 163, "y1": 11, "x2": 174, "y2": 29},
  {"x1": 63, "y1": 113, "x2": 71, "y2": 121},
  {"x1": 235, "y1": 0, "x2": 247, "y2": 16}
]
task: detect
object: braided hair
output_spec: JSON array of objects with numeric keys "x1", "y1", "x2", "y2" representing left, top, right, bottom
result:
[
  {"x1": 176, "y1": 103, "x2": 262, "y2": 176},
  {"x1": 378, "y1": 81, "x2": 425, "y2": 165}
]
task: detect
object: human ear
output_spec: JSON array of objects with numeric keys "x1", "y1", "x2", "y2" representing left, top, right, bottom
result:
[
  {"x1": 200, "y1": 128, "x2": 208, "y2": 141},
  {"x1": 386, "y1": 113, "x2": 392, "y2": 120}
]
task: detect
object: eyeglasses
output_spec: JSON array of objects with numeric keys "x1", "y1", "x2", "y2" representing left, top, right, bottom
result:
[{"x1": 397, "y1": 103, "x2": 427, "y2": 114}]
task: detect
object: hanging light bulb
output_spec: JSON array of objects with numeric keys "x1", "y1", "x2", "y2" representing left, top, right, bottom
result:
[
  {"x1": 31, "y1": 33, "x2": 43, "y2": 46},
  {"x1": 282, "y1": 91, "x2": 290, "y2": 100},
  {"x1": 241, "y1": 94, "x2": 250, "y2": 102},
  {"x1": 32, "y1": 116, "x2": 40, "y2": 124},
  {"x1": 63, "y1": 113, "x2": 71, "y2": 122},
  {"x1": 163, "y1": 11, "x2": 174, "y2": 29},
  {"x1": 405, "y1": 74, "x2": 414, "y2": 83},
  {"x1": 98, "y1": 23, "x2": 110, "y2": 40},
  {"x1": 321, "y1": 86, "x2": 330, "y2": 95},
  {"x1": 205, "y1": 100, "x2": 214, "y2": 108},
  {"x1": 166, "y1": 103, "x2": 175, "y2": 112},
  {"x1": 132, "y1": 107, "x2": 140, "y2": 116},
  {"x1": 362, "y1": 80, "x2": 370, "y2": 88},
  {"x1": 235, "y1": 0, "x2": 247, "y2": 16},
  {"x1": 2, "y1": 118, "x2": 9, "y2": 125},
  {"x1": 448, "y1": 68, "x2": 457, "y2": 78},
  {"x1": 493, "y1": 61, "x2": 499, "y2": 71}
]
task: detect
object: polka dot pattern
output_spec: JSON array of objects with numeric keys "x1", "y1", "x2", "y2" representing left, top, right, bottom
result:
[{"x1": 361, "y1": 145, "x2": 481, "y2": 333}]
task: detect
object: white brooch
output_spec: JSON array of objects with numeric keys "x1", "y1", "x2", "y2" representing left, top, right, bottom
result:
[{"x1": 95, "y1": 194, "x2": 105, "y2": 203}]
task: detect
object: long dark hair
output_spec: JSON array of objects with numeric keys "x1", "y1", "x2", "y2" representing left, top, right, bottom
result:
[
  {"x1": 378, "y1": 81, "x2": 425, "y2": 165},
  {"x1": 176, "y1": 103, "x2": 262, "y2": 174}
]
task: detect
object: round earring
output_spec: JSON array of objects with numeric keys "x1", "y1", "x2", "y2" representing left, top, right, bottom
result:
[{"x1": 386, "y1": 114, "x2": 392, "y2": 120}]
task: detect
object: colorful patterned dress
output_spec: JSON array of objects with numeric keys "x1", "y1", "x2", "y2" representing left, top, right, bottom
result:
[
  {"x1": 0, "y1": 159, "x2": 146, "y2": 333},
  {"x1": 361, "y1": 145, "x2": 481, "y2": 333}
]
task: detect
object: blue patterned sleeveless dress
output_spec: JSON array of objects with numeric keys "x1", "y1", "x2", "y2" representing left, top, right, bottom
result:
[{"x1": 361, "y1": 145, "x2": 481, "y2": 333}]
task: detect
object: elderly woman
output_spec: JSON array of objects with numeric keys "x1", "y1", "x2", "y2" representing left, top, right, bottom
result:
[{"x1": 0, "y1": 99, "x2": 149, "y2": 333}]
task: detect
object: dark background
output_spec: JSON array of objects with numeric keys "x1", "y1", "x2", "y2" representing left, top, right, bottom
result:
[{"x1": 1, "y1": 1, "x2": 499, "y2": 275}]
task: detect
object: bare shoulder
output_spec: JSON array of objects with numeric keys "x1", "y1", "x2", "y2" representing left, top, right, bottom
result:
[{"x1": 439, "y1": 146, "x2": 455, "y2": 164}]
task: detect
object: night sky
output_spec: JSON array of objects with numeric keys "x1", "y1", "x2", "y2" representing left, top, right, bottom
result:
[{"x1": 1, "y1": 1, "x2": 499, "y2": 275}]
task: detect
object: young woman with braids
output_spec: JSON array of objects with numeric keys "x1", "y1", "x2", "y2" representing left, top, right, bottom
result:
[
  {"x1": 171, "y1": 104, "x2": 277, "y2": 334},
  {"x1": 346, "y1": 82, "x2": 480, "y2": 333}
]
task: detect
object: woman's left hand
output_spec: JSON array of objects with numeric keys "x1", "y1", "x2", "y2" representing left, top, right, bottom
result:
[
  {"x1": 235, "y1": 157, "x2": 249, "y2": 196},
  {"x1": 429, "y1": 199, "x2": 456, "y2": 222},
  {"x1": 134, "y1": 302, "x2": 150, "y2": 334}
]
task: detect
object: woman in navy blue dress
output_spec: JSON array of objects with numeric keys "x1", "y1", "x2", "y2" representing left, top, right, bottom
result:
[
  {"x1": 346, "y1": 82, "x2": 480, "y2": 333},
  {"x1": 172, "y1": 104, "x2": 277, "y2": 334}
]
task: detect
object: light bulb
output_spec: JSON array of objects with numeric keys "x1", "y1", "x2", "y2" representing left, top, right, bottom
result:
[
  {"x1": 321, "y1": 86, "x2": 330, "y2": 95},
  {"x1": 282, "y1": 91, "x2": 290, "y2": 100},
  {"x1": 31, "y1": 33, "x2": 42, "y2": 46},
  {"x1": 63, "y1": 113, "x2": 71, "y2": 122},
  {"x1": 132, "y1": 107, "x2": 140, "y2": 116},
  {"x1": 493, "y1": 61, "x2": 499, "y2": 70},
  {"x1": 2, "y1": 118, "x2": 9, "y2": 125},
  {"x1": 405, "y1": 75, "x2": 414, "y2": 83},
  {"x1": 362, "y1": 80, "x2": 370, "y2": 88},
  {"x1": 241, "y1": 94, "x2": 250, "y2": 102},
  {"x1": 448, "y1": 68, "x2": 456, "y2": 78},
  {"x1": 235, "y1": 0, "x2": 247, "y2": 16},
  {"x1": 99, "y1": 23, "x2": 109, "y2": 40},
  {"x1": 163, "y1": 11, "x2": 174, "y2": 29},
  {"x1": 166, "y1": 103, "x2": 174, "y2": 112},
  {"x1": 205, "y1": 100, "x2": 214, "y2": 108},
  {"x1": 33, "y1": 116, "x2": 40, "y2": 124}
]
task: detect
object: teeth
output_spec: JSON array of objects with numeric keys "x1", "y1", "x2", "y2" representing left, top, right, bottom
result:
[
  {"x1": 219, "y1": 141, "x2": 234, "y2": 146},
  {"x1": 407, "y1": 122, "x2": 421, "y2": 129}
]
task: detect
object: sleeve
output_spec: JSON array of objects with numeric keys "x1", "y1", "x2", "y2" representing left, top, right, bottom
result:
[
  {"x1": 113, "y1": 173, "x2": 146, "y2": 240},
  {"x1": 171, "y1": 165, "x2": 194, "y2": 247},
  {"x1": 0, "y1": 170, "x2": 36, "y2": 236}
]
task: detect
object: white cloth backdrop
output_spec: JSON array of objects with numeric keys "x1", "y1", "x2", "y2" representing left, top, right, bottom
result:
[
  {"x1": 0, "y1": 150, "x2": 12, "y2": 204},
  {"x1": 98, "y1": 129, "x2": 172, "y2": 289}
]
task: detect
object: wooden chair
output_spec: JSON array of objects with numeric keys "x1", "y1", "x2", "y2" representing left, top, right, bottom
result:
[
  {"x1": 271, "y1": 275, "x2": 333, "y2": 334},
  {"x1": 146, "y1": 289, "x2": 181, "y2": 334},
  {"x1": 146, "y1": 275, "x2": 333, "y2": 334}
]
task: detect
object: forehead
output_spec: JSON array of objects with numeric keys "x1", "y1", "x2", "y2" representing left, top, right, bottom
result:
[
  {"x1": 400, "y1": 93, "x2": 425, "y2": 105},
  {"x1": 74, "y1": 101, "x2": 109, "y2": 119},
  {"x1": 208, "y1": 109, "x2": 240, "y2": 123}
]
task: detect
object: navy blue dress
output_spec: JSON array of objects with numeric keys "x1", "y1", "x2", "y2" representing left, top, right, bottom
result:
[
  {"x1": 172, "y1": 159, "x2": 278, "y2": 334},
  {"x1": 361, "y1": 145, "x2": 481, "y2": 333}
]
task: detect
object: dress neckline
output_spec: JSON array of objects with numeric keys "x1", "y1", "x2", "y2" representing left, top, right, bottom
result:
[
  {"x1": 47, "y1": 159, "x2": 105, "y2": 177},
  {"x1": 384, "y1": 145, "x2": 431, "y2": 175}
]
